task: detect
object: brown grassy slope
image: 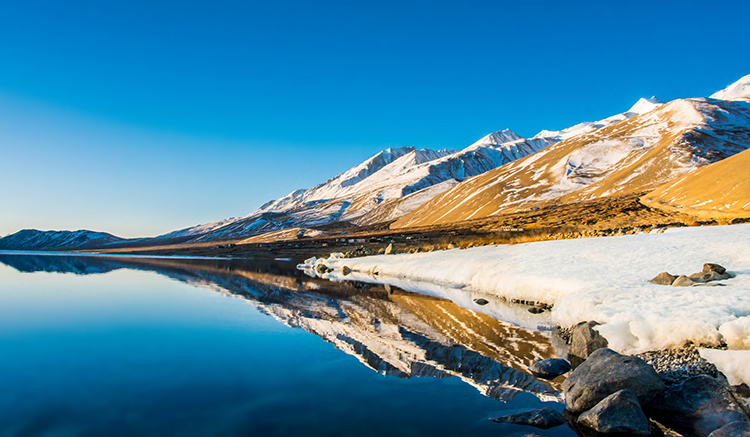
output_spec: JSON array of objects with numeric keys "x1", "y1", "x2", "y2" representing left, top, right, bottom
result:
[
  {"x1": 87, "y1": 192, "x2": 707, "y2": 259},
  {"x1": 641, "y1": 147, "x2": 750, "y2": 219},
  {"x1": 391, "y1": 99, "x2": 750, "y2": 229}
]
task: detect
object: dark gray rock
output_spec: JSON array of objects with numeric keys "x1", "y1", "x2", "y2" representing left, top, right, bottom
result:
[
  {"x1": 704, "y1": 263, "x2": 727, "y2": 274},
  {"x1": 563, "y1": 348, "x2": 665, "y2": 414},
  {"x1": 708, "y1": 421, "x2": 750, "y2": 437},
  {"x1": 473, "y1": 298, "x2": 489, "y2": 305},
  {"x1": 672, "y1": 275, "x2": 695, "y2": 287},
  {"x1": 650, "y1": 272, "x2": 677, "y2": 285},
  {"x1": 732, "y1": 383, "x2": 750, "y2": 398},
  {"x1": 529, "y1": 358, "x2": 571, "y2": 380},
  {"x1": 689, "y1": 271, "x2": 708, "y2": 282},
  {"x1": 528, "y1": 307, "x2": 545, "y2": 314},
  {"x1": 578, "y1": 389, "x2": 651, "y2": 435},
  {"x1": 490, "y1": 408, "x2": 565, "y2": 429},
  {"x1": 647, "y1": 375, "x2": 750, "y2": 437},
  {"x1": 341, "y1": 265, "x2": 351, "y2": 276},
  {"x1": 568, "y1": 321, "x2": 609, "y2": 366}
]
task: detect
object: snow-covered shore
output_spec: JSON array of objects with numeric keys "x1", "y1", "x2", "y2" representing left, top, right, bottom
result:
[{"x1": 305, "y1": 223, "x2": 750, "y2": 384}]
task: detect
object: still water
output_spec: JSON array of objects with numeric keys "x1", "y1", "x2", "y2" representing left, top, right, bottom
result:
[{"x1": 0, "y1": 254, "x2": 574, "y2": 437}]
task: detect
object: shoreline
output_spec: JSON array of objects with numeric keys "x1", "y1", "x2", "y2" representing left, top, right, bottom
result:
[{"x1": 301, "y1": 222, "x2": 750, "y2": 386}]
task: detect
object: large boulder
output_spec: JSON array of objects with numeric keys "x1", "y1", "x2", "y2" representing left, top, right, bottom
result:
[
  {"x1": 708, "y1": 421, "x2": 750, "y2": 437},
  {"x1": 568, "y1": 321, "x2": 609, "y2": 366},
  {"x1": 578, "y1": 389, "x2": 651, "y2": 435},
  {"x1": 529, "y1": 358, "x2": 571, "y2": 380},
  {"x1": 563, "y1": 348, "x2": 665, "y2": 414},
  {"x1": 490, "y1": 408, "x2": 565, "y2": 429},
  {"x1": 647, "y1": 375, "x2": 750, "y2": 437}
]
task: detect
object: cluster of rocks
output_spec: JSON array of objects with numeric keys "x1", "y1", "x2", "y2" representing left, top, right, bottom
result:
[
  {"x1": 650, "y1": 263, "x2": 734, "y2": 287},
  {"x1": 491, "y1": 321, "x2": 750, "y2": 436},
  {"x1": 341, "y1": 245, "x2": 379, "y2": 258},
  {"x1": 543, "y1": 225, "x2": 663, "y2": 241}
]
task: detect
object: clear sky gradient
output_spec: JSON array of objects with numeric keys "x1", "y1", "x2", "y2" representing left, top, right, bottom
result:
[{"x1": 2, "y1": 0, "x2": 749, "y2": 238}]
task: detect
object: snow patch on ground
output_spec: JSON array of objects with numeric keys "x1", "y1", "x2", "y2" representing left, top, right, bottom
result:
[
  {"x1": 313, "y1": 224, "x2": 750, "y2": 355},
  {"x1": 699, "y1": 349, "x2": 750, "y2": 385}
]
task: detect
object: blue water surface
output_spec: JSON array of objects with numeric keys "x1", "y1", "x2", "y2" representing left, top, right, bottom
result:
[{"x1": 0, "y1": 256, "x2": 573, "y2": 437}]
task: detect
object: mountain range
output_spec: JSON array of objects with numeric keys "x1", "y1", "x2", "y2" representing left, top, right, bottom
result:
[{"x1": 2, "y1": 74, "x2": 749, "y2": 250}]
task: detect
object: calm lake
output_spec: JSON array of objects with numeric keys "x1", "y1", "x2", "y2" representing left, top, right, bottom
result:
[{"x1": 0, "y1": 253, "x2": 574, "y2": 437}]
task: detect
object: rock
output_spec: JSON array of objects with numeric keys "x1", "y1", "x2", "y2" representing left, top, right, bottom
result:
[
  {"x1": 708, "y1": 421, "x2": 750, "y2": 437},
  {"x1": 568, "y1": 321, "x2": 609, "y2": 366},
  {"x1": 341, "y1": 265, "x2": 351, "y2": 276},
  {"x1": 384, "y1": 243, "x2": 393, "y2": 255},
  {"x1": 650, "y1": 272, "x2": 677, "y2": 285},
  {"x1": 529, "y1": 358, "x2": 571, "y2": 379},
  {"x1": 704, "y1": 263, "x2": 727, "y2": 275},
  {"x1": 490, "y1": 408, "x2": 565, "y2": 429},
  {"x1": 689, "y1": 272, "x2": 708, "y2": 282},
  {"x1": 732, "y1": 383, "x2": 750, "y2": 398},
  {"x1": 563, "y1": 348, "x2": 665, "y2": 414},
  {"x1": 315, "y1": 263, "x2": 332, "y2": 274},
  {"x1": 647, "y1": 375, "x2": 750, "y2": 437},
  {"x1": 702, "y1": 271, "x2": 732, "y2": 282},
  {"x1": 473, "y1": 298, "x2": 489, "y2": 305},
  {"x1": 672, "y1": 275, "x2": 695, "y2": 287},
  {"x1": 578, "y1": 389, "x2": 651, "y2": 435},
  {"x1": 528, "y1": 307, "x2": 545, "y2": 314}
]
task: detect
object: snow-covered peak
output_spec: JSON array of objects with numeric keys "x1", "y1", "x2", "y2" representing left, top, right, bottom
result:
[
  {"x1": 533, "y1": 97, "x2": 664, "y2": 143},
  {"x1": 711, "y1": 73, "x2": 750, "y2": 101},
  {"x1": 627, "y1": 96, "x2": 664, "y2": 115},
  {"x1": 468, "y1": 129, "x2": 523, "y2": 148}
]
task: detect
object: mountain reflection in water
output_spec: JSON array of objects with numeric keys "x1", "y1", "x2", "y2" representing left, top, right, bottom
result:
[{"x1": 0, "y1": 254, "x2": 560, "y2": 402}]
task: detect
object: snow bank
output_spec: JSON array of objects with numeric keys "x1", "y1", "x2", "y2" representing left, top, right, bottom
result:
[
  {"x1": 313, "y1": 224, "x2": 750, "y2": 354},
  {"x1": 718, "y1": 316, "x2": 750, "y2": 349},
  {"x1": 699, "y1": 349, "x2": 750, "y2": 385}
]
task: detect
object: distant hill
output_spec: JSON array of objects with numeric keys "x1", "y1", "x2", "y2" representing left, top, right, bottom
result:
[{"x1": 0, "y1": 229, "x2": 124, "y2": 251}]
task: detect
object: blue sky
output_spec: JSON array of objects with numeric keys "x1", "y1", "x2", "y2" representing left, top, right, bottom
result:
[{"x1": 1, "y1": 0, "x2": 749, "y2": 238}]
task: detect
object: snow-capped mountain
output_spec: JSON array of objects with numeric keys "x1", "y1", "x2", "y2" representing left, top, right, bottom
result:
[
  {"x1": 187, "y1": 131, "x2": 554, "y2": 242},
  {"x1": 0, "y1": 229, "x2": 124, "y2": 250},
  {"x1": 393, "y1": 95, "x2": 750, "y2": 228},
  {"x1": 158, "y1": 92, "x2": 675, "y2": 243}
]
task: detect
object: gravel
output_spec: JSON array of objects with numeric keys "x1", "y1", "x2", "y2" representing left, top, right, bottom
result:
[{"x1": 636, "y1": 344, "x2": 719, "y2": 385}]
